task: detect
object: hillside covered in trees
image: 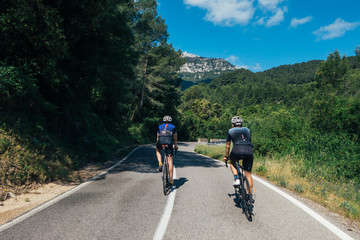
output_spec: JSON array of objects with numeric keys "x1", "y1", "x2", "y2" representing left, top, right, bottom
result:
[
  {"x1": 179, "y1": 49, "x2": 360, "y2": 186},
  {"x1": 0, "y1": 0, "x2": 184, "y2": 190}
]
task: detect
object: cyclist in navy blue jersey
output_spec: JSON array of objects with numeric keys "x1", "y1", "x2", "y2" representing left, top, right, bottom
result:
[
  {"x1": 224, "y1": 116, "x2": 254, "y2": 193},
  {"x1": 156, "y1": 115, "x2": 178, "y2": 185}
]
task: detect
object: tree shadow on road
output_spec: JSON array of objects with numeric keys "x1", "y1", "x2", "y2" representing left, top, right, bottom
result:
[{"x1": 93, "y1": 142, "x2": 222, "y2": 182}]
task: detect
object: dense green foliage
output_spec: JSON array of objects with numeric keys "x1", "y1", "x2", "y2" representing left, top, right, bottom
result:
[
  {"x1": 0, "y1": 0, "x2": 184, "y2": 188},
  {"x1": 179, "y1": 50, "x2": 360, "y2": 185}
]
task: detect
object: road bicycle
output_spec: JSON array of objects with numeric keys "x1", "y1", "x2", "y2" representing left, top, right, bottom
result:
[
  {"x1": 225, "y1": 157, "x2": 254, "y2": 221},
  {"x1": 161, "y1": 144, "x2": 176, "y2": 195}
]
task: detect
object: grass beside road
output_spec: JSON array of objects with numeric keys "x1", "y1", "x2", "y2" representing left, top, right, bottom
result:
[{"x1": 194, "y1": 144, "x2": 360, "y2": 228}]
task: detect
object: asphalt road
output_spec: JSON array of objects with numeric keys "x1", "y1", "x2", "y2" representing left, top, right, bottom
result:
[{"x1": 0, "y1": 142, "x2": 359, "y2": 240}]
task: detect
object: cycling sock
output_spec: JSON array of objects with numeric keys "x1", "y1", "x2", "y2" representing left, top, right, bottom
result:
[{"x1": 159, "y1": 162, "x2": 162, "y2": 166}]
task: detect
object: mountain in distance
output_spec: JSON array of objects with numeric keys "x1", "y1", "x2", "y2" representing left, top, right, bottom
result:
[
  {"x1": 179, "y1": 51, "x2": 239, "y2": 90},
  {"x1": 178, "y1": 52, "x2": 359, "y2": 91},
  {"x1": 209, "y1": 59, "x2": 324, "y2": 88}
]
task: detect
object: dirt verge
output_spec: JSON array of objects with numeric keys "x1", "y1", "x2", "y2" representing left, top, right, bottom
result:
[{"x1": 0, "y1": 146, "x2": 135, "y2": 225}]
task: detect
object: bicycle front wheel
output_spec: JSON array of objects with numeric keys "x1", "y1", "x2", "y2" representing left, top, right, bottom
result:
[{"x1": 242, "y1": 176, "x2": 253, "y2": 221}]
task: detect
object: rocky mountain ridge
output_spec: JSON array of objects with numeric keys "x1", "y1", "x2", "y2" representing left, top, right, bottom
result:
[{"x1": 179, "y1": 51, "x2": 238, "y2": 89}]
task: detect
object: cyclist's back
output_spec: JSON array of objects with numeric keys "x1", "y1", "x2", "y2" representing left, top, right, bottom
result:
[{"x1": 227, "y1": 126, "x2": 253, "y2": 163}]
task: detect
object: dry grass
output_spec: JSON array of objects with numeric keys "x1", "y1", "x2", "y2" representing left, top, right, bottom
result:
[{"x1": 253, "y1": 155, "x2": 360, "y2": 224}]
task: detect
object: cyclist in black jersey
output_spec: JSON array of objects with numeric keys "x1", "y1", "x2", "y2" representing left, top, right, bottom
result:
[{"x1": 224, "y1": 116, "x2": 254, "y2": 193}]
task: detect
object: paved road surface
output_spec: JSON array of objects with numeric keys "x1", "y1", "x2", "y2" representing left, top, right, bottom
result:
[{"x1": 0, "y1": 142, "x2": 359, "y2": 240}]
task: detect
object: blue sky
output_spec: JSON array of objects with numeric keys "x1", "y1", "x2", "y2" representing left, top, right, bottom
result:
[{"x1": 156, "y1": 0, "x2": 360, "y2": 71}]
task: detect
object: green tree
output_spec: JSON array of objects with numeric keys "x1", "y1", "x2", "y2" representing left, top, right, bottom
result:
[
  {"x1": 0, "y1": 0, "x2": 68, "y2": 114},
  {"x1": 0, "y1": 65, "x2": 40, "y2": 112},
  {"x1": 130, "y1": 0, "x2": 168, "y2": 118},
  {"x1": 128, "y1": 0, "x2": 184, "y2": 132},
  {"x1": 315, "y1": 50, "x2": 348, "y2": 88},
  {"x1": 355, "y1": 46, "x2": 360, "y2": 68}
]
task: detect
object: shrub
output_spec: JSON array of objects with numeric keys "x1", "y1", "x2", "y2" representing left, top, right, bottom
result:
[
  {"x1": 255, "y1": 165, "x2": 267, "y2": 175},
  {"x1": 294, "y1": 184, "x2": 304, "y2": 193},
  {"x1": 340, "y1": 201, "x2": 358, "y2": 216},
  {"x1": 277, "y1": 176, "x2": 288, "y2": 188},
  {"x1": 0, "y1": 65, "x2": 40, "y2": 112}
]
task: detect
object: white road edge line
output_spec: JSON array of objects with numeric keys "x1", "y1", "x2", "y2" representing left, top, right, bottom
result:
[
  {"x1": 197, "y1": 152, "x2": 354, "y2": 240},
  {"x1": 0, "y1": 146, "x2": 143, "y2": 233},
  {"x1": 153, "y1": 167, "x2": 177, "y2": 240},
  {"x1": 253, "y1": 176, "x2": 354, "y2": 240}
]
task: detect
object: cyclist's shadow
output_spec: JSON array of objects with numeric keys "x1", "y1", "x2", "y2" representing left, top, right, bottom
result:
[{"x1": 173, "y1": 177, "x2": 188, "y2": 190}]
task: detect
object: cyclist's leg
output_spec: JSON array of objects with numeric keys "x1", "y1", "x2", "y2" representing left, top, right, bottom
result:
[
  {"x1": 243, "y1": 154, "x2": 254, "y2": 194},
  {"x1": 230, "y1": 151, "x2": 241, "y2": 185},
  {"x1": 156, "y1": 149, "x2": 162, "y2": 164},
  {"x1": 156, "y1": 143, "x2": 163, "y2": 171},
  {"x1": 229, "y1": 160, "x2": 237, "y2": 176},
  {"x1": 229, "y1": 151, "x2": 239, "y2": 176},
  {"x1": 165, "y1": 146, "x2": 174, "y2": 184},
  {"x1": 168, "y1": 155, "x2": 173, "y2": 180},
  {"x1": 244, "y1": 171, "x2": 253, "y2": 194}
]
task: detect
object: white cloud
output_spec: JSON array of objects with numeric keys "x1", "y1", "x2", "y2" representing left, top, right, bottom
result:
[
  {"x1": 313, "y1": 18, "x2": 360, "y2": 40},
  {"x1": 258, "y1": 0, "x2": 284, "y2": 12},
  {"x1": 289, "y1": 16, "x2": 313, "y2": 28},
  {"x1": 251, "y1": 63, "x2": 262, "y2": 71},
  {"x1": 257, "y1": 0, "x2": 286, "y2": 27},
  {"x1": 256, "y1": 17, "x2": 266, "y2": 25},
  {"x1": 226, "y1": 55, "x2": 261, "y2": 71},
  {"x1": 265, "y1": 8, "x2": 285, "y2": 27},
  {"x1": 184, "y1": 0, "x2": 287, "y2": 27},
  {"x1": 184, "y1": 0, "x2": 255, "y2": 26},
  {"x1": 237, "y1": 63, "x2": 262, "y2": 71},
  {"x1": 226, "y1": 55, "x2": 239, "y2": 63},
  {"x1": 238, "y1": 65, "x2": 249, "y2": 69}
]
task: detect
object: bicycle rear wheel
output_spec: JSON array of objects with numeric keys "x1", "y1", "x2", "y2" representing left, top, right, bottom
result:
[
  {"x1": 241, "y1": 176, "x2": 253, "y2": 221},
  {"x1": 162, "y1": 157, "x2": 169, "y2": 195}
]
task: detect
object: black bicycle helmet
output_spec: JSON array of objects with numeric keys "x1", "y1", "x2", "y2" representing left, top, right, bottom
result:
[
  {"x1": 163, "y1": 115, "x2": 172, "y2": 123},
  {"x1": 231, "y1": 116, "x2": 243, "y2": 126}
]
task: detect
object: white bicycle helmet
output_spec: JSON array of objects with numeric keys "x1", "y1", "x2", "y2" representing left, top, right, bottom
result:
[
  {"x1": 231, "y1": 116, "x2": 243, "y2": 126},
  {"x1": 163, "y1": 115, "x2": 172, "y2": 123}
]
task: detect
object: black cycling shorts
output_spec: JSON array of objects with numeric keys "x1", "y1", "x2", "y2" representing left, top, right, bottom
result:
[
  {"x1": 230, "y1": 145, "x2": 253, "y2": 172},
  {"x1": 156, "y1": 142, "x2": 173, "y2": 156}
]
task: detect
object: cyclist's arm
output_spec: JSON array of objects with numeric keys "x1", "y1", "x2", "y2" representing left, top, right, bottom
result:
[
  {"x1": 225, "y1": 141, "x2": 231, "y2": 159},
  {"x1": 173, "y1": 133, "x2": 178, "y2": 149},
  {"x1": 156, "y1": 133, "x2": 159, "y2": 142}
]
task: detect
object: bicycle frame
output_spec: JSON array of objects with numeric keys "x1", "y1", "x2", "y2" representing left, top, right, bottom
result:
[{"x1": 235, "y1": 161, "x2": 245, "y2": 186}]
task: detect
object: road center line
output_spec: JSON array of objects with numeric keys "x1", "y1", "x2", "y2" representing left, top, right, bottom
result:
[{"x1": 153, "y1": 167, "x2": 177, "y2": 240}]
